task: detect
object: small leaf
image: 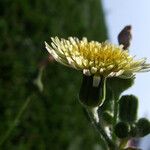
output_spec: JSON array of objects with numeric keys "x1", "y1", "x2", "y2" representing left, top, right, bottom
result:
[
  {"x1": 107, "y1": 77, "x2": 134, "y2": 98},
  {"x1": 102, "y1": 111, "x2": 113, "y2": 126}
]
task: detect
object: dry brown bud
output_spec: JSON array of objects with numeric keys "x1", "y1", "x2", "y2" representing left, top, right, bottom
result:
[{"x1": 118, "y1": 25, "x2": 132, "y2": 50}]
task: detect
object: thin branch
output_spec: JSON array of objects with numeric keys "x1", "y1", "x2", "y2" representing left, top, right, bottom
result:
[{"x1": 112, "y1": 95, "x2": 119, "y2": 142}]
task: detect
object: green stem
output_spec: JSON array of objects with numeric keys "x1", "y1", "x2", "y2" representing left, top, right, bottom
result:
[
  {"x1": 112, "y1": 95, "x2": 119, "y2": 141},
  {"x1": 0, "y1": 97, "x2": 32, "y2": 146},
  {"x1": 86, "y1": 109, "x2": 118, "y2": 150}
]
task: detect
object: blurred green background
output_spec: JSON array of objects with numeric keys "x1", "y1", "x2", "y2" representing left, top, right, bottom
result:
[{"x1": 0, "y1": 0, "x2": 107, "y2": 149}]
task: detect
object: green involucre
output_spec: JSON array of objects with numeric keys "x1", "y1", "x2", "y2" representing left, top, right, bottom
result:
[
  {"x1": 119, "y1": 95, "x2": 138, "y2": 123},
  {"x1": 79, "y1": 75, "x2": 106, "y2": 107}
]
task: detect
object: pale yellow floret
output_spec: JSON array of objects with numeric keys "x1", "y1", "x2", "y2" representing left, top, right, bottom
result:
[{"x1": 45, "y1": 37, "x2": 150, "y2": 78}]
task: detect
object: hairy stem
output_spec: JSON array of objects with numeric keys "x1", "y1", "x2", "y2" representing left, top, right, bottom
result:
[
  {"x1": 86, "y1": 108, "x2": 118, "y2": 150},
  {"x1": 112, "y1": 95, "x2": 119, "y2": 142}
]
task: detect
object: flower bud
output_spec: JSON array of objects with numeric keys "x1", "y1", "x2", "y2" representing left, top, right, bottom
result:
[
  {"x1": 118, "y1": 25, "x2": 132, "y2": 50},
  {"x1": 114, "y1": 122, "x2": 130, "y2": 138},
  {"x1": 119, "y1": 95, "x2": 138, "y2": 123},
  {"x1": 136, "y1": 118, "x2": 150, "y2": 137},
  {"x1": 79, "y1": 75, "x2": 106, "y2": 107}
]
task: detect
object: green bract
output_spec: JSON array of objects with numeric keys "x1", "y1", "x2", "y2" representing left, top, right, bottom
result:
[{"x1": 79, "y1": 75, "x2": 106, "y2": 107}]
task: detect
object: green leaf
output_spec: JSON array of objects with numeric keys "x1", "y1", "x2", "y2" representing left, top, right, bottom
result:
[{"x1": 107, "y1": 77, "x2": 134, "y2": 98}]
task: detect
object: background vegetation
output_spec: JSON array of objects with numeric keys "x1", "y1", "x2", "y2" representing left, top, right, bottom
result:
[{"x1": 0, "y1": 0, "x2": 107, "y2": 149}]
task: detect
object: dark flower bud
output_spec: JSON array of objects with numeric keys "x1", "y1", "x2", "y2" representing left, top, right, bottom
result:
[
  {"x1": 118, "y1": 25, "x2": 132, "y2": 50},
  {"x1": 136, "y1": 118, "x2": 150, "y2": 137},
  {"x1": 114, "y1": 122, "x2": 130, "y2": 138},
  {"x1": 79, "y1": 75, "x2": 106, "y2": 108},
  {"x1": 119, "y1": 95, "x2": 138, "y2": 123}
]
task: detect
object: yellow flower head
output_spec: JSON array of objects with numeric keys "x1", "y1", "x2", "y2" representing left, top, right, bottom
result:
[{"x1": 45, "y1": 37, "x2": 150, "y2": 78}]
